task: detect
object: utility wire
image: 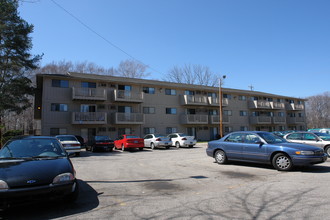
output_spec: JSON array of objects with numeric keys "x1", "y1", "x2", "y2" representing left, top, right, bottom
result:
[{"x1": 50, "y1": 0, "x2": 164, "y2": 75}]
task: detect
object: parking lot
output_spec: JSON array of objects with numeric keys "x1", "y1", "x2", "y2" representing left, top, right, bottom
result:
[{"x1": 3, "y1": 143, "x2": 330, "y2": 219}]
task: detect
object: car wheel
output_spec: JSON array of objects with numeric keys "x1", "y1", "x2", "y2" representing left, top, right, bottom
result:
[
  {"x1": 272, "y1": 153, "x2": 292, "y2": 171},
  {"x1": 64, "y1": 181, "x2": 79, "y2": 203},
  {"x1": 109, "y1": 147, "x2": 113, "y2": 152},
  {"x1": 214, "y1": 150, "x2": 227, "y2": 164},
  {"x1": 150, "y1": 143, "x2": 155, "y2": 150},
  {"x1": 175, "y1": 142, "x2": 180, "y2": 149},
  {"x1": 121, "y1": 144, "x2": 125, "y2": 151},
  {"x1": 325, "y1": 146, "x2": 330, "y2": 157}
]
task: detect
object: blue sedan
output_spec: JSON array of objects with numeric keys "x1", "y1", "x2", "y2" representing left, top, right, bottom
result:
[{"x1": 206, "y1": 131, "x2": 327, "y2": 171}]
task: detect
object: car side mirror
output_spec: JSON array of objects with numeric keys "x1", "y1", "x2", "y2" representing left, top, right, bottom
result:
[{"x1": 255, "y1": 141, "x2": 264, "y2": 146}]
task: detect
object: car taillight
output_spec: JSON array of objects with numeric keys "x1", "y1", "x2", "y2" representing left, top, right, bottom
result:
[
  {"x1": 72, "y1": 144, "x2": 80, "y2": 147},
  {"x1": 155, "y1": 138, "x2": 161, "y2": 141},
  {"x1": 182, "y1": 138, "x2": 187, "y2": 140}
]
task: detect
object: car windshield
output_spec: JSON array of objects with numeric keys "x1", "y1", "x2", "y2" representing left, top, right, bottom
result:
[
  {"x1": 57, "y1": 136, "x2": 77, "y2": 141},
  {"x1": 95, "y1": 136, "x2": 110, "y2": 141},
  {"x1": 0, "y1": 138, "x2": 66, "y2": 158},
  {"x1": 126, "y1": 135, "x2": 140, "y2": 139},
  {"x1": 258, "y1": 133, "x2": 287, "y2": 144},
  {"x1": 314, "y1": 132, "x2": 330, "y2": 140},
  {"x1": 154, "y1": 134, "x2": 166, "y2": 138}
]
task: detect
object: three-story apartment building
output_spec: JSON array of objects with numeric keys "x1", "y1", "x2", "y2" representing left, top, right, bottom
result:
[{"x1": 34, "y1": 72, "x2": 307, "y2": 141}]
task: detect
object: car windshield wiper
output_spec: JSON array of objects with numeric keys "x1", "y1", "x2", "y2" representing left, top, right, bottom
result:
[
  {"x1": 0, "y1": 157, "x2": 25, "y2": 160},
  {"x1": 32, "y1": 155, "x2": 61, "y2": 159}
]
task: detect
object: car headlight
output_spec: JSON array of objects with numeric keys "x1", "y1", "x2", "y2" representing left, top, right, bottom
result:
[
  {"x1": 0, "y1": 180, "x2": 9, "y2": 191},
  {"x1": 53, "y1": 173, "x2": 75, "y2": 184},
  {"x1": 295, "y1": 151, "x2": 315, "y2": 155}
]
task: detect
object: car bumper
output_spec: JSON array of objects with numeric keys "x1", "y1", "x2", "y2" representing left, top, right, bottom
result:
[
  {"x1": 292, "y1": 154, "x2": 328, "y2": 166},
  {"x1": 181, "y1": 141, "x2": 197, "y2": 147},
  {"x1": 155, "y1": 141, "x2": 172, "y2": 147},
  {"x1": 0, "y1": 181, "x2": 77, "y2": 209},
  {"x1": 64, "y1": 147, "x2": 81, "y2": 153},
  {"x1": 206, "y1": 148, "x2": 214, "y2": 157},
  {"x1": 125, "y1": 143, "x2": 144, "y2": 148}
]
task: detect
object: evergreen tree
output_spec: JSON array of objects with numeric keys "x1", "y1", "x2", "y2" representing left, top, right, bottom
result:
[{"x1": 0, "y1": 0, "x2": 42, "y2": 145}]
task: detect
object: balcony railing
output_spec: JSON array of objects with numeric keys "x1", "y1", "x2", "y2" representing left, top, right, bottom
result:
[
  {"x1": 113, "y1": 113, "x2": 144, "y2": 124},
  {"x1": 182, "y1": 95, "x2": 208, "y2": 106},
  {"x1": 249, "y1": 116, "x2": 272, "y2": 124},
  {"x1": 181, "y1": 114, "x2": 208, "y2": 124},
  {"x1": 72, "y1": 112, "x2": 107, "y2": 124},
  {"x1": 287, "y1": 117, "x2": 305, "y2": 124},
  {"x1": 209, "y1": 115, "x2": 230, "y2": 124},
  {"x1": 272, "y1": 117, "x2": 286, "y2": 124},
  {"x1": 72, "y1": 87, "x2": 107, "y2": 101},
  {"x1": 271, "y1": 102, "x2": 285, "y2": 109},
  {"x1": 208, "y1": 97, "x2": 229, "y2": 106},
  {"x1": 249, "y1": 100, "x2": 272, "y2": 109},
  {"x1": 113, "y1": 90, "x2": 144, "y2": 102},
  {"x1": 286, "y1": 103, "x2": 304, "y2": 111}
]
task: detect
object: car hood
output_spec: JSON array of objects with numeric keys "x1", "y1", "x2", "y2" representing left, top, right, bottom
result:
[
  {"x1": 0, "y1": 158, "x2": 74, "y2": 188},
  {"x1": 274, "y1": 142, "x2": 322, "y2": 151}
]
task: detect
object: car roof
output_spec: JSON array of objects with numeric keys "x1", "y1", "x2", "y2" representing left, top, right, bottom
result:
[{"x1": 9, "y1": 135, "x2": 58, "y2": 140}]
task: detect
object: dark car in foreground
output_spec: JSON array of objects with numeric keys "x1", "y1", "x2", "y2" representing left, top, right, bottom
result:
[
  {"x1": 87, "y1": 136, "x2": 114, "y2": 152},
  {"x1": 206, "y1": 131, "x2": 327, "y2": 171},
  {"x1": 0, "y1": 136, "x2": 79, "y2": 210}
]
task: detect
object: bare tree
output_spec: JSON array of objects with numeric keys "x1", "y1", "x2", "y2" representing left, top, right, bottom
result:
[
  {"x1": 306, "y1": 92, "x2": 330, "y2": 128},
  {"x1": 116, "y1": 59, "x2": 150, "y2": 78},
  {"x1": 36, "y1": 60, "x2": 115, "y2": 75},
  {"x1": 165, "y1": 64, "x2": 218, "y2": 86}
]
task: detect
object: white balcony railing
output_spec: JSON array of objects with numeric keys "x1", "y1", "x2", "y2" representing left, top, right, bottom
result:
[
  {"x1": 72, "y1": 112, "x2": 107, "y2": 124},
  {"x1": 72, "y1": 87, "x2": 107, "y2": 101}
]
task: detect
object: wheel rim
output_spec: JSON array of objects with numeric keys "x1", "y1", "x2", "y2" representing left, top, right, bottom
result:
[
  {"x1": 276, "y1": 156, "x2": 291, "y2": 169},
  {"x1": 151, "y1": 143, "x2": 154, "y2": 150},
  {"x1": 326, "y1": 148, "x2": 330, "y2": 157},
  {"x1": 215, "y1": 151, "x2": 224, "y2": 163},
  {"x1": 122, "y1": 145, "x2": 124, "y2": 151},
  {"x1": 176, "y1": 142, "x2": 180, "y2": 148}
]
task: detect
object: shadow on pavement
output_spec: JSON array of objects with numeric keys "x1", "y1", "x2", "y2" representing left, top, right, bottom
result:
[{"x1": 1, "y1": 179, "x2": 99, "y2": 220}]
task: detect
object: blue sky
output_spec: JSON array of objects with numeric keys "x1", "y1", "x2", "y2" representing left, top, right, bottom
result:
[{"x1": 19, "y1": 0, "x2": 330, "y2": 98}]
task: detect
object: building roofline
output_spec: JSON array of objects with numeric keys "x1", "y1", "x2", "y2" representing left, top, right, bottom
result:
[{"x1": 36, "y1": 72, "x2": 307, "y2": 100}]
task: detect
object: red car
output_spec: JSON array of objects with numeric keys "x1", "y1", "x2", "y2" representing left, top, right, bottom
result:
[{"x1": 114, "y1": 134, "x2": 144, "y2": 151}]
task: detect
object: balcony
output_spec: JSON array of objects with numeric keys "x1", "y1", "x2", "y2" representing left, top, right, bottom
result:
[
  {"x1": 182, "y1": 95, "x2": 208, "y2": 106},
  {"x1": 209, "y1": 115, "x2": 230, "y2": 124},
  {"x1": 72, "y1": 87, "x2": 107, "y2": 101},
  {"x1": 249, "y1": 116, "x2": 272, "y2": 124},
  {"x1": 113, "y1": 90, "x2": 144, "y2": 103},
  {"x1": 287, "y1": 117, "x2": 306, "y2": 124},
  {"x1": 249, "y1": 100, "x2": 272, "y2": 109},
  {"x1": 72, "y1": 112, "x2": 107, "y2": 124},
  {"x1": 286, "y1": 103, "x2": 304, "y2": 111},
  {"x1": 271, "y1": 102, "x2": 285, "y2": 109},
  {"x1": 181, "y1": 114, "x2": 208, "y2": 124},
  {"x1": 208, "y1": 97, "x2": 229, "y2": 106},
  {"x1": 272, "y1": 117, "x2": 286, "y2": 124},
  {"x1": 113, "y1": 113, "x2": 144, "y2": 124}
]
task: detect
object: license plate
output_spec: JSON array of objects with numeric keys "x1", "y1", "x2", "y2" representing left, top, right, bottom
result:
[
  {"x1": 165, "y1": 143, "x2": 168, "y2": 145},
  {"x1": 134, "y1": 141, "x2": 138, "y2": 143},
  {"x1": 190, "y1": 142, "x2": 193, "y2": 144}
]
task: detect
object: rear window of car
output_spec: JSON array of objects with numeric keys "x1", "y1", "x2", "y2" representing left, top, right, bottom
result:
[
  {"x1": 57, "y1": 136, "x2": 78, "y2": 141},
  {"x1": 126, "y1": 135, "x2": 140, "y2": 139},
  {"x1": 95, "y1": 136, "x2": 110, "y2": 141}
]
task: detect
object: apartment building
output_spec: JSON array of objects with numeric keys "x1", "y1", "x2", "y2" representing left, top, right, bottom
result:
[{"x1": 34, "y1": 72, "x2": 307, "y2": 141}]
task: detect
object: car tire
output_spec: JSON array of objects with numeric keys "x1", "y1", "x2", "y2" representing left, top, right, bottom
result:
[
  {"x1": 214, "y1": 150, "x2": 227, "y2": 164},
  {"x1": 64, "y1": 181, "x2": 79, "y2": 203},
  {"x1": 325, "y1": 146, "x2": 330, "y2": 157},
  {"x1": 175, "y1": 142, "x2": 180, "y2": 149},
  {"x1": 150, "y1": 143, "x2": 155, "y2": 150},
  {"x1": 121, "y1": 144, "x2": 125, "y2": 151},
  {"x1": 272, "y1": 153, "x2": 292, "y2": 171}
]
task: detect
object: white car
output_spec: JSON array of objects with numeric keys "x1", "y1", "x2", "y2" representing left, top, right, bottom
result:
[
  {"x1": 56, "y1": 135, "x2": 81, "y2": 156},
  {"x1": 143, "y1": 134, "x2": 172, "y2": 150},
  {"x1": 167, "y1": 133, "x2": 197, "y2": 148}
]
